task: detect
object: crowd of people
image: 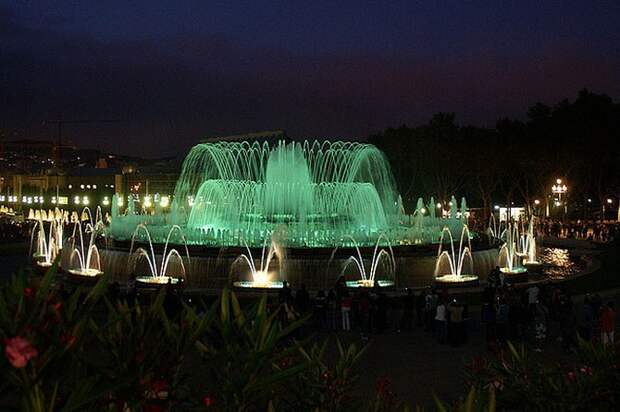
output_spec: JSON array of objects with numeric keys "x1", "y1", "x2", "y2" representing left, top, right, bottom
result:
[
  {"x1": 275, "y1": 278, "x2": 474, "y2": 346},
  {"x1": 536, "y1": 218, "x2": 620, "y2": 242},
  {"x1": 481, "y1": 280, "x2": 616, "y2": 352},
  {"x1": 272, "y1": 273, "x2": 617, "y2": 353}
]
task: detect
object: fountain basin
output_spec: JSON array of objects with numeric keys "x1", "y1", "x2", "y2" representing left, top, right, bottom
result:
[
  {"x1": 345, "y1": 279, "x2": 395, "y2": 288},
  {"x1": 66, "y1": 268, "x2": 103, "y2": 284},
  {"x1": 500, "y1": 266, "x2": 529, "y2": 283},
  {"x1": 233, "y1": 280, "x2": 284, "y2": 289},
  {"x1": 136, "y1": 276, "x2": 181, "y2": 287},
  {"x1": 67, "y1": 268, "x2": 103, "y2": 277},
  {"x1": 434, "y1": 274, "x2": 479, "y2": 287},
  {"x1": 523, "y1": 260, "x2": 542, "y2": 268}
]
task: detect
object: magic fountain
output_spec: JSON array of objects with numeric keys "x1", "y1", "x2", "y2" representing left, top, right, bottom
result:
[{"x1": 102, "y1": 139, "x2": 491, "y2": 290}]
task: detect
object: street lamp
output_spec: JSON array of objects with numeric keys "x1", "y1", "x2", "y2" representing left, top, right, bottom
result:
[{"x1": 551, "y1": 178, "x2": 568, "y2": 217}]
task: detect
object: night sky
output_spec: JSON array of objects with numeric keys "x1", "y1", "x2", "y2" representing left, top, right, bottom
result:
[{"x1": 2, "y1": 1, "x2": 620, "y2": 157}]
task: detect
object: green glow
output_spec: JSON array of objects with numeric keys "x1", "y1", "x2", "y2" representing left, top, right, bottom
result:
[
  {"x1": 174, "y1": 140, "x2": 399, "y2": 242},
  {"x1": 109, "y1": 139, "x2": 468, "y2": 247}
]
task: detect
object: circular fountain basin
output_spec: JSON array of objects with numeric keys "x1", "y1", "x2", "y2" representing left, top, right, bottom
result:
[
  {"x1": 34, "y1": 260, "x2": 54, "y2": 276},
  {"x1": 36, "y1": 260, "x2": 53, "y2": 268},
  {"x1": 500, "y1": 266, "x2": 529, "y2": 283},
  {"x1": 136, "y1": 276, "x2": 181, "y2": 287},
  {"x1": 434, "y1": 274, "x2": 479, "y2": 287},
  {"x1": 345, "y1": 279, "x2": 395, "y2": 288},
  {"x1": 523, "y1": 260, "x2": 542, "y2": 269},
  {"x1": 233, "y1": 280, "x2": 284, "y2": 289},
  {"x1": 66, "y1": 268, "x2": 103, "y2": 283}
]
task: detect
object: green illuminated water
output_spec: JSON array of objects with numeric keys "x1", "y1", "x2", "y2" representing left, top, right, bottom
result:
[{"x1": 109, "y1": 139, "x2": 468, "y2": 247}]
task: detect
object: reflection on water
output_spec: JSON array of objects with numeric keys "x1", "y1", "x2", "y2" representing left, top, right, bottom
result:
[{"x1": 538, "y1": 247, "x2": 582, "y2": 279}]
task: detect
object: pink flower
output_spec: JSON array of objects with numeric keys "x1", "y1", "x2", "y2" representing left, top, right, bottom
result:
[{"x1": 4, "y1": 337, "x2": 38, "y2": 368}]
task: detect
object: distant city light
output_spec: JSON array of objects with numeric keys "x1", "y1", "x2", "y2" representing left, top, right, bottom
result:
[
  {"x1": 607, "y1": 198, "x2": 613, "y2": 204},
  {"x1": 102, "y1": 196, "x2": 110, "y2": 206},
  {"x1": 587, "y1": 198, "x2": 592, "y2": 203},
  {"x1": 494, "y1": 205, "x2": 500, "y2": 210},
  {"x1": 160, "y1": 196, "x2": 170, "y2": 208},
  {"x1": 436, "y1": 203, "x2": 442, "y2": 208},
  {"x1": 143, "y1": 195, "x2": 152, "y2": 208},
  {"x1": 534, "y1": 199, "x2": 540, "y2": 205},
  {"x1": 74, "y1": 196, "x2": 80, "y2": 205},
  {"x1": 82, "y1": 196, "x2": 89, "y2": 205}
]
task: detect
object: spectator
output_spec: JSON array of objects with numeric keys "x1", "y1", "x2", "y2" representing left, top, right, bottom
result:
[
  {"x1": 341, "y1": 291, "x2": 352, "y2": 331},
  {"x1": 435, "y1": 299, "x2": 447, "y2": 344},
  {"x1": 600, "y1": 302, "x2": 616, "y2": 345}
]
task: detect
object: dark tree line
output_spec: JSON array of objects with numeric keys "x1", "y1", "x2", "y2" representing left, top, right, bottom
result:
[{"x1": 369, "y1": 89, "x2": 620, "y2": 219}]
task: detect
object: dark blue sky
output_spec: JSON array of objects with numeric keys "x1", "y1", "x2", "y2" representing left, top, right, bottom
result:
[{"x1": 2, "y1": 1, "x2": 620, "y2": 156}]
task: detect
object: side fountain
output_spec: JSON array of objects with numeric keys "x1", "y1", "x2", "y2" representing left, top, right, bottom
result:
[
  {"x1": 30, "y1": 217, "x2": 62, "y2": 270},
  {"x1": 129, "y1": 224, "x2": 190, "y2": 286},
  {"x1": 231, "y1": 235, "x2": 284, "y2": 289},
  {"x1": 434, "y1": 225, "x2": 478, "y2": 286},
  {"x1": 498, "y1": 221, "x2": 528, "y2": 280},
  {"x1": 66, "y1": 221, "x2": 103, "y2": 281},
  {"x1": 340, "y1": 234, "x2": 396, "y2": 288},
  {"x1": 520, "y1": 216, "x2": 541, "y2": 269}
]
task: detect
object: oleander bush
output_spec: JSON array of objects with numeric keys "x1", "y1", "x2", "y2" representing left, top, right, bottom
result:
[{"x1": 1, "y1": 265, "x2": 617, "y2": 411}]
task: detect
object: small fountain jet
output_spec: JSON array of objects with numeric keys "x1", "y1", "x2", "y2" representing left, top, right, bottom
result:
[
  {"x1": 231, "y1": 234, "x2": 284, "y2": 289},
  {"x1": 434, "y1": 225, "x2": 478, "y2": 285},
  {"x1": 341, "y1": 233, "x2": 395, "y2": 288},
  {"x1": 129, "y1": 224, "x2": 190, "y2": 285}
]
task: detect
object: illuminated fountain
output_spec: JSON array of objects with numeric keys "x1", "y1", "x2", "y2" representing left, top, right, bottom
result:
[
  {"x1": 29, "y1": 218, "x2": 61, "y2": 269},
  {"x1": 100, "y1": 139, "x2": 496, "y2": 290},
  {"x1": 110, "y1": 140, "x2": 406, "y2": 247},
  {"x1": 434, "y1": 225, "x2": 478, "y2": 285},
  {"x1": 487, "y1": 214, "x2": 505, "y2": 240},
  {"x1": 231, "y1": 235, "x2": 284, "y2": 289},
  {"x1": 520, "y1": 216, "x2": 541, "y2": 268},
  {"x1": 66, "y1": 221, "x2": 103, "y2": 279},
  {"x1": 128, "y1": 224, "x2": 189, "y2": 285},
  {"x1": 341, "y1": 234, "x2": 396, "y2": 288},
  {"x1": 498, "y1": 222, "x2": 527, "y2": 276}
]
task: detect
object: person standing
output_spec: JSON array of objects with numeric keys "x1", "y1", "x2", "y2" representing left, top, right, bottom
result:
[
  {"x1": 600, "y1": 302, "x2": 616, "y2": 345},
  {"x1": 341, "y1": 291, "x2": 352, "y2": 331},
  {"x1": 435, "y1": 299, "x2": 447, "y2": 344}
]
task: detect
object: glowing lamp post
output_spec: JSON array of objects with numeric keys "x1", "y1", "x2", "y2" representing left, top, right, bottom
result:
[{"x1": 551, "y1": 178, "x2": 568, "y2": 217}]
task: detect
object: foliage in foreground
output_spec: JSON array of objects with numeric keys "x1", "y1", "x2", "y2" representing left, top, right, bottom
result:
[{"x1": 1, "y1": 265, "x2": 618, "y2": 411}]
